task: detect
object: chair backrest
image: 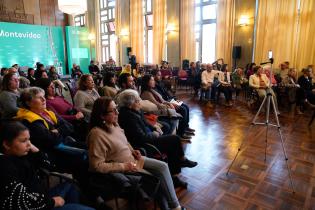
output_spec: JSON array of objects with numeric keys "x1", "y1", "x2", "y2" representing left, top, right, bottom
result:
[
  {"x1": 178, "y1": 69, "x2": 188, "y2": 78},
  {"x1": 66, "y1": 79, "x2": 77, "y2": 105}
]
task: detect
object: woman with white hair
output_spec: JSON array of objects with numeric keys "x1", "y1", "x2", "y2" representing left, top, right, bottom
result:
[{"x1": 116, "y1": 89, "x2": 197, "y2": 189}]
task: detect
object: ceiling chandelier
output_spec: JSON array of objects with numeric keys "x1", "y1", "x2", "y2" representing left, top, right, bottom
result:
[{"x1": 58, "y1": 0, "x2": 87, "y2": 15}]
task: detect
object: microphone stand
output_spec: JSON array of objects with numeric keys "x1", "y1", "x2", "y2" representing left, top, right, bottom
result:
[{"x1": 226, "y1": 57, "x2": 295, "y2": 193}]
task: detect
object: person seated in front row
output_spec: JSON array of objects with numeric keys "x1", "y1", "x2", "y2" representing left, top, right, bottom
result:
[
  {"x1": 116, "y1": 89, "x2": 197, "y2": 189},
  {"x1": 298, "y1": 68, "x2": 315, "y2": 108},
  {"x1": 14, "y1": 87, "x2": 88, "y2": 186},
  {"x1": 87, "y1": 97, "x2": 186, "y2": 210},
  {"x1": 249, "y1": 66, "x2": 280, "y2": 114},
  {"x1": 231, "y1": 67, "x2": 248, "y2": 98},
  {"x1": 280, "y1": 68, "x2": 302, "y2": 114},
  {"x1": 151, "y1": 69, "x2": 195, "y2": 136},
  {"x1": 218, "y1": 64, "x2": 233, "y2": 106},
  {"x1": 74, "y1": 74, "x2": 100, "y2": 122},
  {"x1": 201, "y1": 63, "x2": 218, "y2": 107},
  {"x1": 117, "y1": 73, "x2": 172, "y2": 135},
  {"x1": 0, "y1": 121, "x2": 94, "y2": 210}
]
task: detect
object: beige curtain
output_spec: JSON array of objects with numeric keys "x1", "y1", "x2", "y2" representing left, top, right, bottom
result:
[
  {"x1": 295, "y1": 0, "x2": 315, "y2": 71},
  {"x1": 130, "y1": 0, "x2": 144, "y2": 63},
  {"x1": 153, "y1": 0, "x2": 166, "y2": 64},
  {"x1": 180, "y1": 0, "x2": 196, "y2": 64},
  {"x1": 115, "y1": 0, "x2": 122, "y2": 66},
  {"x1": 216, "y1": 0, "x2": 235, "y2": 67},
  {"x1": 254, "y1": 0, "x2": 298, "y2": 69}
]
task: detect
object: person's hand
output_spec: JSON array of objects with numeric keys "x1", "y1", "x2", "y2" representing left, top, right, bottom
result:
[
  {"x1": 53, "y1": 196, "x2": 65, "y2": 207},
  {"x1": 132, "y1": 150, "x2": 142, "y2": 160},
  {"x1": 171, "y1": 103, "x2": 180, "y2": 109},
  {"x1": 152, "y1": 131, "x2": 160, "y2": 137},
  {"x1": 295, "y1": 84, "x2": 300, "y2": 88},
  {"x1": 124, "y1": 162, "x2": 138, "y2": 171},
  {"x1": 154, "y1": 125, "x2": 163, "y2": 135},
  {"x1": 51, "y1": 129, "x2": 59, "y2": 134},
  {"x1": 30, "y1": 143, "x2": 39, "y2": 153},
  {"x1": 75, "y1": 111, "x2": 84, "y2": 120}
]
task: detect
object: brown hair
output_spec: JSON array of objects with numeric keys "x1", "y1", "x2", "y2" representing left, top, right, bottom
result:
[
  {"x1": 2, "y1": 72, "x2": 17, "y2": 91},
  {"x1": 78, "y1": 74, "x2": 92, "y2": 90},
  {"x1": 90, "y1": 97, "x2": 118, "y2": 132}
]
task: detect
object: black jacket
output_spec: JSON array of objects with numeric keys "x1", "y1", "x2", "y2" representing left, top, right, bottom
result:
[
  {"x1": 0, "y1": 154, "x2": 54, "y2": 210},
  {"x1": 118, "y1": 107, "x2": 156, "y2": 147},
  {"x1": 154, "y1": 81, "x2": 174, "y2": 101}
]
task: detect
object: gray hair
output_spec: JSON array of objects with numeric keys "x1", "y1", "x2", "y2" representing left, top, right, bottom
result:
[
  {"x1": 20, "y1": 87, "x2": 45, "y2": 109},
  {"x1": 115, "y1": 89, "x2": 141, "y2": 108}
]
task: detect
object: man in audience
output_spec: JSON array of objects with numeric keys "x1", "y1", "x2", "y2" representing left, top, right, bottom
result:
[{"x1": 201, "y1": 64, "x2": 218, "y2": 107}]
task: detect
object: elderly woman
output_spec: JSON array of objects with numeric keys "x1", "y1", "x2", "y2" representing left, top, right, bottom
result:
[
  {"x1": 249, "y1": 66, "x2": 279, "y2": 114},
  {"x1": 88, "y1": 97, "x2": 187, "y2": 210},
  {"x1": 37, "y1": 78, "x2": 84, "y2": 123},
  {"x1": 14, "y1": 87, "x2": 88, "y2": 182},
  {"x1": 0, "y1": 72, "x2": 20, "y2": 119},
  {"x1": 74, "y1": 74, "x2": 100, "y2": 122},
  {"x1": 0, "y1": 121, "x2": 94, "y2": 210},
  {"x1": 141, "y1": 74, "x2": 192, "y2": 140},
  {"x1": 117, "y1": 89, "x2": 197, "y2": 189}
]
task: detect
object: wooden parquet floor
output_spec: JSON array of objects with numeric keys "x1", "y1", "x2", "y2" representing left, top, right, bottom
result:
[{"x1": 174, "y1": 91, "x2": 315, "y2": 210}]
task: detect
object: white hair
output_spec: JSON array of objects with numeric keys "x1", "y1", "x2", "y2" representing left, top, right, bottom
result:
[{"x1": 115, "y1": 89, "x2": 141, "y2": 108}]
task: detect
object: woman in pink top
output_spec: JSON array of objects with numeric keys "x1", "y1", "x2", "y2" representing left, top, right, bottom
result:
[{"x1": 36, "y1": 78, "x2": 84, "y2": 123}]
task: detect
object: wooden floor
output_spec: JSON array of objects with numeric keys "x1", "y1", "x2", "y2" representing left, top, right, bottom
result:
[
  {"x1": 102, "y1": 89, "x2": 315, "y2": 210},
  {"x1": 174, "y1": 90, "x2": 315, "y2": 210}
]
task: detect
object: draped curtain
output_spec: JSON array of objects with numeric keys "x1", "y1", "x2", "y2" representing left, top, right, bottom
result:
[
  {"x1": 153, "y1": 0, "x2": 166, "y2": 65},
  {"x1": 180, "y1": 0, "x2": 196, "y2": 64},
  {"x1": 254, "y1": 0, "x2": 298, "y2": 69},
  {"x1": 216, "y1": 0, "x2": 235, "y2": 68},
  {"x1": 295, "y1": 0, "x2": 315, "y2": 71},
  {"x1": 130, "y1": 0, "x2": 144, "y2": 63},
  {"x1": 115, "y1": 0, "x2": 122, "y2": 66}
]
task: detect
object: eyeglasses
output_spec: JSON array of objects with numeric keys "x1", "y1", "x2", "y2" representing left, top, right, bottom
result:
[{"x1": 106, "y1": 107, "x2": 118, "y2": 114}]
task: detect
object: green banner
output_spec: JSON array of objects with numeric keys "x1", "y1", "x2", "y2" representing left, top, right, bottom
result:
[
  {"x1": 65, "y1": 26, "x2": 93, "y2": 74},
  {"x1": 0, "y1": 22, "x2": 65, "y2": 75}
]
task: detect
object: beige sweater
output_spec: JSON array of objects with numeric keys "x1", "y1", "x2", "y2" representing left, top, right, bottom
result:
[{"x1": 87, "y1": 126, "x2": 144, "y2": 173}]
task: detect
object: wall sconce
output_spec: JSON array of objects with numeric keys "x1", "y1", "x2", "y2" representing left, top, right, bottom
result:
[
  {"x1": 238, "y1": 15, "x2": 249, "y2": 26},
  {"x1": 119, "y1": 29, "x2": 129, "y2": 37},
  {"x1": 166, "y1": 24, "x2": 177, "y2": 33}
]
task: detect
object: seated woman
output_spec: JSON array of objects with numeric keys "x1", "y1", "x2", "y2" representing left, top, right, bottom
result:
[
  {"x1": 74, "y1": 74, "x2": 100, "y2": 122},
  {"x1": 141, "y1": 74, "x2": 192, "y2": 140},
  {"x1": 280, "y1": 68, "x2": 302, "y2": 114},
  {"x1": 0, "y1": 72, "x2": 20, "y2": 120},
  {"x1": 231, "y1": 67, "x2": 248, "y2": 98},
  {"x1": 117, "y1": 89, "x2": 197, "y2": 188},
  {"x1": 0, "y1": 121, "x2": 94, "y2": 210},
  {"x1": 37, "y1": 78, "x2": 84, "y2": 123},
  {"x1": 14, "y1": 87, "x2": 88, "y2": 182},
  {"x1": 99, "y1": 71, "x2": 120, "y2": 98},
  {"x1": 249, "y1": 66, "x2": 279, "y2": 114},
  {"x1": 88, "y1": 97, "x2": 187, "y2": 210},
  {"x1": 218, "y1": 64, "x2": 233, "y2": 106}
]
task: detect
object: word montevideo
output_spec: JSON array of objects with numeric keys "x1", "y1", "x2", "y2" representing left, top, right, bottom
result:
[{"x1": 0, "y1": 30, "x2": 41, "y2": 39}]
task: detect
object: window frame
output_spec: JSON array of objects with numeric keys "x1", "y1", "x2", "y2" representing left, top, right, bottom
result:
[{"x1": 195, "y1": 0, "x2": 217, "y2": 62}]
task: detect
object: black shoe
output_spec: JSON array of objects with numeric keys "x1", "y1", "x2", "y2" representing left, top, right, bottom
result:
[
  {"x1": 172, "y1": 176, "x2": 188, "y2": 189},
  {"x1": 180, "y1": 158, "x2": 198, "y2": 168},
  {"x1": 181, "y1": 207, "x2": 187, "y2": 210}
]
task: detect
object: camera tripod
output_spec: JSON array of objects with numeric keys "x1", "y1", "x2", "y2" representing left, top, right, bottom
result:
[{"x1": 226, "y1": 88, "x2": 295, "y2": 193}]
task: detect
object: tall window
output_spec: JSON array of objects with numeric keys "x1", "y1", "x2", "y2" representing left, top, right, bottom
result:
[
  {"x1": 143, "y1": 0, "x2": 153, "y2": 64},
  {"x1": 99, "y1": 0, "x2": 116, "y2": 63},
  {"x1": 74, "y1": 14, "x2": 85, "y2": 26},
  {"x1": 195, "y1": 0, "x2": 217, "y2": 62}
]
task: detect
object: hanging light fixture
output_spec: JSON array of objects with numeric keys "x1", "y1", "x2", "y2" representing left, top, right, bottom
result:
[{"x1": 58, "y1": 0, "x2": 87, "y2": 15}]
